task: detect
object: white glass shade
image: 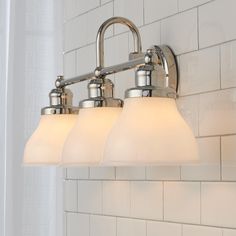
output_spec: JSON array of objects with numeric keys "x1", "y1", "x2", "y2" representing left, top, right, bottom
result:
[
  {"x1": 23, "y1": 114, "x2": 77, "y2": 165},
  {"x1": 103, "y1": 97, "x2": 199, "y2": 166},
  {"x1": 62, "y1": 107, "x2": 122, "y2": 166}
]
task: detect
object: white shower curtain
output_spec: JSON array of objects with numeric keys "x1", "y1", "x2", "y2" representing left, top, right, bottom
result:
[{"x1": 0, "y1": 0, "x2": 63, "y2": 236}]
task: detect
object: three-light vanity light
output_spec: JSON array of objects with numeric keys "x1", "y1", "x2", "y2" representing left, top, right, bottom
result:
[{"x1": 23, "y1": 17, "x2": 199, "y2": 166}]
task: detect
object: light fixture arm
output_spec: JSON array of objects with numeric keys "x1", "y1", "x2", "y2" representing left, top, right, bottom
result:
[
  {"x1": 95, "y1": 16, "x2": 142, "y2": 71},
  {"x1": 55, "y1": 17, "x2": 178, "y2": 102}
]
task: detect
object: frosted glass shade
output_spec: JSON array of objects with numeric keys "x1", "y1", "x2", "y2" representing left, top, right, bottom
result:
[
  {"x1": 103, "y1": 97, "x2": 199, "y2": 166},
  {"x1": 61, "y1": 107, "x2": 122, "y2": 166},
  {"x1": 23, "y1": 115, "x2": 77, "y2": 165}
]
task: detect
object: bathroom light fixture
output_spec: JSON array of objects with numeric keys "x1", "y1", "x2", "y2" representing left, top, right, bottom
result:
[
  {"x1": 23, "y1": 16, "x2": 198, "y2": 166},
  {"x1": 62, "y1": 17, "x2": 139, "y2": 165},
  {"x1": 102, "y1": 51, "x2": 198, "y2": 165},
  {"x1": 23, "y1": 80, "x2": 78, "y2": 165},
  {"x1": 61, "y1": 78, "x2": 123, "y2": 166}
]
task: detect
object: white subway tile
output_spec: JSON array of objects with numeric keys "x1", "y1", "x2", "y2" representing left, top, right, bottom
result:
[
  {"x1": 86, "y1": 3, "x2": 113, "y2": 44},
  {"x1": 64, "y1": 213, "x2": 67, "y2": 236},
  {"x1": 178, "y1": 0, "x2": 211, "y2": 11},
  {"x1": 146, "y1": 166, "x2": 180, "y2": 180},
  {"x1": 64, "y1": 0, "x2": 78, "y2": 21},
  {"x1": 114, "y1": 0, "x2": 143, "y2": 34},
  {"x1": 177, "y1": 95, "x2": 199, "y2": 136},
  {"x1": 101, "y1": 0, "x2": 112, "y2": 4},
  {"x1": 135, "y1": 22, "x2": 161, "y2": 52},
  {"x1": 181, "y1": 137, "x2": 220, "y2": 181},
  {"x1": 64, "y1": 14, "x2": 87, "y2": 51},
  {"x1": 64, "y1": 51, "x2": 76, "y2": 78},
  {"x1": 199, "y1": 88, "x2": 236, "y2": 136},
  {"x1": 201, "y1": 182, "x2": 236, "y2": 228},
  {"x1": 137, "y1": 22, "x2": 161, "y2": 50},
  {"x1": 105, "y1": 33, "x2": 129, "y2": 67},
  {"x1": 76, "y1": 44, "x2": 96, "y2": 75},
  {"x1": 182, "y1": 225, "x2": 222, "y2": 236},
  {"x1": 90, "y1": 215, "x2": 116, "y2": 236},
  {"x1": 66, "y1": 167, "x2": 89, "y2": 179},
  {"x1": 64, "y1": 3, "x2": 113, "y2": 51},
  {"x1": 131, "y1": 181, "x2": 163, "y2": 220},
  {"x1": 103, "y1": 181, "x2": 130, "y2": 216},
  {"x1": 199, "y1": 0, "x2": 236, "y2": 48},
  {"x1": 116, "y1": 167, "x2": 145, "y2": 180},
  {"x1": 222, "y1": 135, "x2": 236, "y2": 181},
  {"x1": 76, "y1": 0, "x2": 100, "y2": 16},
  {"x1": 64, "y1": 180, "x2": 77, "y2": 211},
  {"x1": 90, "y1": 167, "x2": 115, "y2": 180},
  {"x1": 64, "y1": 0, "x2": 100, "y2": 21},
  {"x1": 62, "y1": 168, "x2": 67, "y2": 179},
  {"x1": 221, "y1": 40, "x2": 236, "y2": 89},
  {"x1": 64, "y1": 0, "x2": 100, "y2": 20},
  {"x1": 63, "y1": 2, "x2": 236, "y2": 235},
  {"x1": 114, "y1": 70, "x2": 135, "y2": 99},
  {"x1": 67, "y1": 213, "x2": 89, "y2": 236},
  {"x1": 78, "y1": 180, "x2": 102, "y2": 214},
  {"x1": 179, "y1": 46, "x2": 220, "y2": 96},
  {"x1": 117, "y1": 218, "x2": 146, "y2": 236},
  {"x1": 224, "y1": 229, "x2": 236, "y2": 236},
  {"x1": 164, "y1": 182, "x2": 200, "y2": 224},
  {"x1": 161, "y1": 9, "x2": 198, "y2": 55},
  {"x1": 70, "y1": 80, "x2": 88, "y2": 105},
  {"x1": 147, "y1": 221, "x2": 182, "y2": 236},
  {"x1": 144, "y1": 0, "x2": 178, "y2": 24}
]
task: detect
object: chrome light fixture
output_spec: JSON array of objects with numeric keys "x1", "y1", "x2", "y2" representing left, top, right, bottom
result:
[
  {"x1": 23, "y1": 16, "x2": 198, "y2": 166},
  {"x1": 23, "y1": 80, "x2": 78, "y2": 165},
  {"x1": 103, "y1": 48, "x2": 198, "y2": 165},
  {"x1": 61, "y1": 78, "x2": 123, "y2": 166}
]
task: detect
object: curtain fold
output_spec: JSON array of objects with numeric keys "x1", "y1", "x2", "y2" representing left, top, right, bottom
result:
[
  {"x1": 0, "y1": 0, "x2": 63, "y2": 236},
  {"x1": 0, "y1": 0, "x2": 9, "y2": 235}
]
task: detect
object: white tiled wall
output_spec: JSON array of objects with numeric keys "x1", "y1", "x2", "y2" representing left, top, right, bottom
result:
[{"x1": 63, "y1": 0, "x2": 236, "y2": 235}]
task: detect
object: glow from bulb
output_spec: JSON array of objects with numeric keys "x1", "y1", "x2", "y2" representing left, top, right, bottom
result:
[
  {"x1": 23, "y1": 114, "x2": 77, "y2": 165},
  {"x1": 61, "y1": 107, "x2": 122, "y2": 166},
  {"x1": 103, "y1": 97, "x2": 199, "y2": 166}
]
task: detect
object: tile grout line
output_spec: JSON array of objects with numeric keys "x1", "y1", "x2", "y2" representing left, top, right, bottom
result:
[
  {"x1": 76, "y1": 180, "x2": 79, "y2": 212},
  {"x1": 220, "y1": 136, "x2": 223, "y2": 181},
  {"x1": 63, "y1": 1, "x2": 112, "y2": 24},
  {"x1": 75, "y1": 50, "x2": 78, "y2": 76},
  {"x1": 200, "y1": 182, "x2": 202, "y2": 225},
  {"x1": 219, "y1": 44, "x2": 222, "y2": 89},
  {"x1": 89, "y1": 213, "x2": 91, "y2": 236},
  {"x1": 145, "y1": 219, "x2": 148, "y2": 236},
  {"x1": 64, "y1": 26, "x2": 236, "y2": 58},
  {"x1": 115, "y1": 216, "x2": 118, "y2": 236},
  {"x1": 197, "y1": 6, "x2": 200, "y2": 50},
  {"x1": 65, "y1": 212, "x2": 67, "y2": 236},
  {"x1": 129, "y1": 181, "x2": 131, "y2": 219},
  {"x1": 180, "y1": 165, "x2": 182, "y2": 181},
  {"x1": 101, "y1": 181, "x2": 104, "y2": 215},
  {"x1": 112, "y1": 0, "x2": 115, "y2": 36},
  {"x1": 64, "y1": 0, "x2": 214, "y2": 26},
  {"x1": 197, "y1": 92, "x2": 200, "y2": 137},
  {"x1": 64, "y1": 210, "x2": 236, "y2": 230},
  {"x1": 162, "y1": 181, "x2": 165, "y2": 221},
  {"x1": 143, "y1": 0, "x2": 145, "y2": 25},
  {"x1": 65, "y1": 178, "x2": 236, "y2": 183},
  {"x1": 179, "y1": 86, "x2": 236, "y2": 98}
]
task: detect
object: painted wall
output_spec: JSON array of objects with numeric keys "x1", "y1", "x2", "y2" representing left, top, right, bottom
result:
[{"x1": 63, "y1": 0, "x2": 236, "y2": 235}]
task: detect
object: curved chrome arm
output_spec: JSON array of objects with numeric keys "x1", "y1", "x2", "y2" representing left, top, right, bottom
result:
[{"x1": 96, "y1": 16, "x2": 142, "y2": 69}]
